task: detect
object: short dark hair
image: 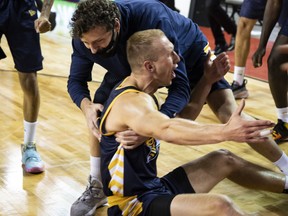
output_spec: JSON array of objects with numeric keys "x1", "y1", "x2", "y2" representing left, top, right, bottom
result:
[{"x1": 70, "y1": 0, "x2": 120, "y2": 38}]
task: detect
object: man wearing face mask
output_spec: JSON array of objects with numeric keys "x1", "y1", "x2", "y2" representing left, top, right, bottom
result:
[{"x1": 67, "y1": 0, "x2": 288, "y2": 215}]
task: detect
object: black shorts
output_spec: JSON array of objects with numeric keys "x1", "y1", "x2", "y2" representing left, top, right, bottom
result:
[
  {"x1": 239, "y1": 0, "x2": 266, "y2": 20},
  {"x1": 280, "y1": 17, "x2": 288, "y2": 37},
  {"x1": 146, "y1": 167, "x2": 195, "y2": 216}
]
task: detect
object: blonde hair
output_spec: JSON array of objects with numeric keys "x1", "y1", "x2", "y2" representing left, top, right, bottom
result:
[{"x1": 126, "y1": 29, "x2": 166, "y2": 70}]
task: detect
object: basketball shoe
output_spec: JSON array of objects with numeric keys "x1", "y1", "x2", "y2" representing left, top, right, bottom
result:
[
  {"x1": 231, "y1": 79, "x2": 249, "y2": 99},
  {"x1": 272, "y1": 119, "x2": 288, "y2": 144},
  {"x1": 21, "y1": 142, "x2": 44, "y2": 173},
  {"x1": 70, "y1": 175, "x2": 107, "y2": 216}
]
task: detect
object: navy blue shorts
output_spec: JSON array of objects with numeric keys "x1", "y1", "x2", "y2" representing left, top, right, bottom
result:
[
  {"x1": 278, "y1": 0, "x2": 288, "y2": 27},
  {"x1": 145, "y1": 166, "x2": 195, "y2": 216},
  {"x1": 0, "y1": 0, "x2": 43, "y2": 72},
  {"x1": 280, "y1": 17, "x2": 288, "y2": 36},
  {"x1": 240, "y1": 0, "x2": 267, "y2": 20},
  {"x1": 279, "y1": 0, "x2": 288, "y2": 36},
  {"x1": 107, "y1": 167, "x2": 195, "y2": 216}
]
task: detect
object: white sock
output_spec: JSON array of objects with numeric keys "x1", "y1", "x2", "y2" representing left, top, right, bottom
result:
[
  {"x1": 276, "y1": 107, "x2": 288, "y2": 122},
  {"x1": 23, "y1": 120, "x2": 37, "y2": 145},
  {"x1": 233, "y1": 66, "x2": 245, "y2": 85},
  {"x1": 274, "y1": 152, "x2": 288, "y2": 175},
  {"x1": 90, "y1": 156, "x2": 102, "y2": 181}
]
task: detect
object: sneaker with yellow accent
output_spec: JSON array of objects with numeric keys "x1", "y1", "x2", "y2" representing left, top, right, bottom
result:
[
  {"x1": 70, "y1": 175, "x2": 107, "y2": 216},
  {"x1": 272, "y1": 119, "x2": 288, "y2": 144},
  {"x1": 21, "y1": 142, "x2": 44, "y2": 173}
]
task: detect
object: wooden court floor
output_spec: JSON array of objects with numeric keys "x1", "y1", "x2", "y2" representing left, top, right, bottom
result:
[{"x1": 1, "y1": 32, "x2": 288, "y2": 216}]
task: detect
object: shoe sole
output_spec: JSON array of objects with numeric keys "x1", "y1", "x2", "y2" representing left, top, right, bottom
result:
[
  {"x1": 233, "y1": 91, "x2": 249, "y2": 99},
  {"x1": 22, "y1": 164, "x2": 44, "y2": 174},
  {"x1": 85, "y1": 198, "x2": 108, "y2": 216},
  {"x1": 274, "y1": 137, "x2": 288, "y2": 144}
]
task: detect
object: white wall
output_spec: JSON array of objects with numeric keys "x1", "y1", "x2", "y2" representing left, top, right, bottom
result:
[{"x1": 175, "y1": 0, "x2": 191, "y2": 18}]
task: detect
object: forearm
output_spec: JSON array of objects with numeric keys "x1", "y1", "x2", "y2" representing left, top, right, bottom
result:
[
  {"x1": 40, "y1": 0, "x2": 54, "y2": 18},
  {"x1": 178, "y1": 76, "x2": 212, "y2": 120},
  {"x1": 129, "y1": 109, "x2": 224, "y2": 145},
  {"x1": 80, "y1": 98, "x2": 93, "y2": 113},
  {"x1": 152, "y1": 118, "x2": 225, "y2": 145},
  {"x1": 67, "y1": 77, "x2": 91, "y2": 108},
  {"x1": 68, "y1": 40, "x2": 95, "y2": 108}
]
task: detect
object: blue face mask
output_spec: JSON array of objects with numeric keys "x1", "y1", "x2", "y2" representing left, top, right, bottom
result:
[{"x1": 97, "y1": 28, "x2": 119, "y2": 58}]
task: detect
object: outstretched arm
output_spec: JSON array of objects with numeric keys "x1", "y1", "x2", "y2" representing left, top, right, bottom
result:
[
  {"x1": 34, "y1": 0, "x2": 54, "y2": 33},
  {"x1": 105, "y1": 93, "x2": 274, "y2": 146},
  {"x1": 252, "y1": 0, "x2": 282, "y2": 67}
]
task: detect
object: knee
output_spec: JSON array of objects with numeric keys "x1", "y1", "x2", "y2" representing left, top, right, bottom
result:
[
  {"x1": 212, "y1": 149, "x2": 239, "y2": 168},
  {"x1": 18, "y1": 72, "x2": 39, "y2": 95},
  {"x1": 212, "y1": 194, "x2": 240, "y2": 215},
  {"x1": 268, "y1": 52, "x2": 281, "y2": 73},
  {"x1": 237, "y1": 19, "x2": 254, "y2": 38}
]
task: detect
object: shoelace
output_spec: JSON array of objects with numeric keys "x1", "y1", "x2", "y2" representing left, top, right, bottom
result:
[
  {"x1": 23, "y1": 147, "x2": 40, "y2": 162},
  {"x1": 80, "y1": 183, "x2": 102, "y2": 201}
]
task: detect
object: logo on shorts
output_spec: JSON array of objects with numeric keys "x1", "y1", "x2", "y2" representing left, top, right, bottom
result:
[
  {"x1": 145, "y1": 138, "x2": 160, "y2": 163},
  {"x1": 28, "y1": 10, "x2": 36, "y2": 17}
]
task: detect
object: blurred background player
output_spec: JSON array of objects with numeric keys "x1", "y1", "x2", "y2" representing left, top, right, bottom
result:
[
  {"x1": 205, "y1": 0, "x2": 237, "y2": 55},
  {"x1": 252, "y1": 0, "x2": 288, "y2": 143},
  {"x1": 231, "y1": 0, "x2": 267, "y2": 99},
  {"x1": 0, "y1": 0, "x2": 54, "y2": 173}
]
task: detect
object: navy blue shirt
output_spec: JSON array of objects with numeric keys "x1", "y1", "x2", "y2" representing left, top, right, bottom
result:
[{"x1": 68, "y1": 0, "x2": 207, "y2": 118}]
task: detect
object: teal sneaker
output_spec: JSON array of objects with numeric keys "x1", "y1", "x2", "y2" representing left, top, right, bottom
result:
[{"x1": 21, "y1": 143, "x2": 45, "y2": 174}]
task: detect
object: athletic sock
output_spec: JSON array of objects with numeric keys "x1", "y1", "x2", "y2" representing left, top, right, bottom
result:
[
  {"x1": 233, "y1": 66, "x2": 245, "y2": 85},
  {"x1": 276, "y1": 107, "x2": 288, "y2": 123},
  {"x1": 23, "y1": 120, "x2": 37, "y2": 145},
  {"x1": 274, "y1": 152, "x2": 288, "y2": 176},
  {"x1": 90, "y1": 156, "x2": 102, "y2": 181}
]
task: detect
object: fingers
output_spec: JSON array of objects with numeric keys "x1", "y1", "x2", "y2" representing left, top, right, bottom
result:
[
  {"x1": 115, "y1": 129, "x2": 147, "y2": 150},
  {"x1": 115, "y1": 130, "x2": 138, "y2": 143},
  {"x1": 215, "y1": 52, "x2": 230, "y2": 70},
  {"x1": 259, "y1": 129, "x2": 272, "y2": 137},
  {"x1": 91, "y1": 123, "x2": 101, "y2": 140},
  {"x1": 96, "y1": 103, "x2": 104, "y2": 112},
  {"x1": 34, "y1": 19, "x2": 51, "y2": 33},
  {"x1": 252, "y1": 55, "x2": 262, "y2": 68},
  {"x1": 245, "y1": 119, "x2": 274, "y2": 128},
  {"x1": 245, "y1": 130, "x2": 272, "y2": 143},
  {"x1": 206, "y1": 51, "x2": 211, "y2": 62}
]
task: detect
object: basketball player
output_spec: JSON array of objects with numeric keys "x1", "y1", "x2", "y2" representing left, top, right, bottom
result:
[
  {"x1": 98, "y1": 29, "x2": 288, "y2": 216},
  {"x1": 252, "y1": 0, "x2": 288, "y2": 143},
  {"x1": 231, "y1": 0, "x2": 267, "y2": 99}
]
